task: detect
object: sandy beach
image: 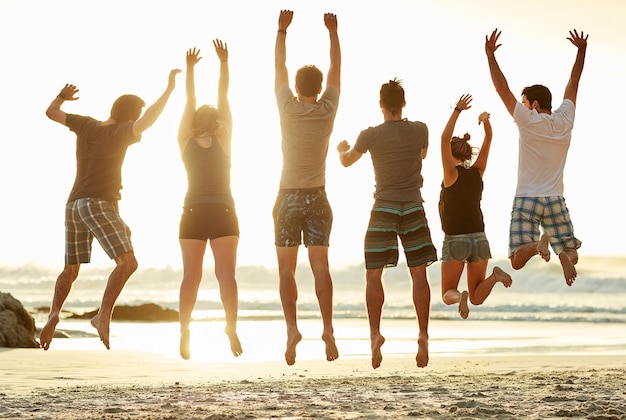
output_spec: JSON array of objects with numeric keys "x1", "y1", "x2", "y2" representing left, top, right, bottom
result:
[{"x1": 1, "y1": 348, "x2": 624, "y2": 419}]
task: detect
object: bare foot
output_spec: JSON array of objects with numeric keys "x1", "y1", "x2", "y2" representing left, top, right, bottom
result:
[
  {"x1": 371, "y1": 333, "x2": 385, "y2": 369},
  {"x1": 559, "y1": 252, "x2": 577, "y2": 286},
  {"x1": 39, "y1": 313, "x2": 60, "y2": 351},
  {"x1": 90, "y1": 314, "x2": 110, "y2": 350},
  {"x1": 493, "y1": 266, "x2": 513, "y2": 287},
  {"x1": 180, "y1": 329, "x2": 191, "y2": 360},
  {"x1": 458, "y1": 291, "x2": 469, "y2": 319},
  {"x1": 538, "y1": 233, "x2": 551, "y2": 262},
  {"x1": 225, "y1": 327, "x2": 242, "y2": 357},
  {"x1": 322, "y1": 331, "x2": 338, "y2": 362},
  {"x1": 284, "y1": 330, "x2": 302, "y2": 366},
  {"x1": 416, "y1": 334, "x2": 429, "y2": 368}
]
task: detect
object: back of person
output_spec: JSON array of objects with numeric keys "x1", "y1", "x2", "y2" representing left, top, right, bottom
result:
[
  {"x1": 513, "y1": 99, "x2": 574, "y2": 197},
  {"x1": 439, "y1": 166, "x2": 484, "y2": 235},
  {"x1": 182, "y1": 137, "x2": 233, "y2": 207},
  {"x1": 355, "y1": 119, "x2": 427, "y2": 202},
  {"x1": 276, "y1": 85, "x2": 340, "y2": 189},
  {"x1": 66, "y1": 115, "x2": 139, "y2": 203}
]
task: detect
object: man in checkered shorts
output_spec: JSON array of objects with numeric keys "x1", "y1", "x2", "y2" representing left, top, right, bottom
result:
[
  {"x1": 39, "y1": 69, "x2": 180, "y2": 350},
  {"x1": 485, "y1": 28, "x2": 588, "y2": 286}
]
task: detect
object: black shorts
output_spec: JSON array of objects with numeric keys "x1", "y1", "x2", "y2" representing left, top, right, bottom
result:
[{"x1": 179, "y1": 203, "x2": 239, "y2": 241}]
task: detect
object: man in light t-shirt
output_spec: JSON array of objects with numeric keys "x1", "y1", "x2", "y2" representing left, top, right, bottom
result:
[
  {"x1": 273, "y1": 9, "x2": 341, "y2": 365},
  {"x1": 484, "y1": 28, "x2": 588, "y2": 286}
]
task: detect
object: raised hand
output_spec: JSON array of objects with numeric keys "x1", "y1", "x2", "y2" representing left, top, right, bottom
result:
[
  {"x1": 456, "y1": 94, "x2": 473, "y2": 111},
  {"x1": 213, "y1": 39, "x2": 228, "y2": 62},
  {"x1": 567, "y1": 29, "x2": 588, "y2": 50},
  {"x1": 168, "y1": 68, "x2": 182, "y2": 88},
  {"x1": 186, "y1": 48, "x2": 202, "y2": 67},
  {"x1": 485, "y1": 29, "x2": 502, "y2": 55},
  {"x1": 478, "y1": 112, "x2": 490, "y2": 125},
  {"x1": 337, "y1": 140, "x2": 350, "y2": 153},
  {"x1": 278, "y1": 9, "x2": 293, "y2": 30},
  {"x1": 324, "y1": 13, "x2": 338, "y2": 32},
  {"x1": 60, "y1": 84, "x2": 79, "y2": 101}
]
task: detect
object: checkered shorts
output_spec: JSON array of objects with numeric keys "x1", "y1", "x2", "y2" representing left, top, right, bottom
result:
[
  {"x1": 65, "y1": 198, "x2": 133, "y2": 264},
  {"x1": 509, "y1": 196, "x2": 581, "y2": 256}
]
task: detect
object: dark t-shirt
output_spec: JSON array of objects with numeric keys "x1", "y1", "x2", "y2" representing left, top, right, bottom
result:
[
  {"x1": 66, "y1": 114, "x2": 140, "y2": 203},
  {"x1": 182, "y1": 137, "x2": 234, "y2": 208},
  {"x1": 439, "y1": 166, "x2": 485, "y2": 235},
  {"x1": 355, "y1": 119, "x2": 428, "y2": 202}
]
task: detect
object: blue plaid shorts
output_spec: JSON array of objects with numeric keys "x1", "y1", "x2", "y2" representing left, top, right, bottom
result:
[{"x1": 509, "y1": 196, "x2": 581, "y2": 256}]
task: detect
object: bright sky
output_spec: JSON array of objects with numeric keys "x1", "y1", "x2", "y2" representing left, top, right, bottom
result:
[{"x1": 1, "y1": 0, "x2": 624, "y2": 270}]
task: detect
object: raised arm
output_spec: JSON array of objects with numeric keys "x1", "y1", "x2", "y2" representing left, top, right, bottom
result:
[
  {"x1": 133, "y1": 68, "x2": 181, "y2": 137},
  {"x1": 213, "y1": 39, "x2": 233, "y2": 155},
  {"x1": 337, "y1": 140, "x2": 363, "y2": 167},
  {"x1": 472, "y1": 112, "x2": 493, "y2": 177},
  {"x1": 485, "y1": 29, "x2": 516, "y2": 116},
  {"x1": 563, "y1": 29, "x2": 588, "y2": 104},
  {"x1": 324, "y1": 13, "x2": 341, "y2": 93},
  {"x1": 178, "y1": 48, "x2": 201, "y2": 149},
  {"x1": 441, "y1": 94, "x2": 472, "y2": 187},
  {"x1": 274, "y1": 10, "x2": 293, "y2": 93},
  {"x1": 45, "y1": 84, "x2": 80, "y2": 126}
]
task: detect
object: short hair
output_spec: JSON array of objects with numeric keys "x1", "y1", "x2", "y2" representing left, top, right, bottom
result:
[
  {"x1": 295, "y1": 65, "x2": 323, "y2": 97},
  {"x1": 450, "y1": 133, "x2": 477, "y2": 164},
  {"x1": 192, "y1": 105, "x2": 220, "y2": 137},
  {"x1": 380, "y1": 78, "x2": 405, "y2": 115},
  {"x1": 110, "y1": 94, "x2": 145, "y2": 122},
  {"x1": 522, "y1": 84, "x2": 552, "y2": 111}
]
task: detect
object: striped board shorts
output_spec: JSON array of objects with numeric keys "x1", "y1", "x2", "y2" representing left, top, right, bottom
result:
[
  {"x1": 509, "y1": 196, "x2": 582, "y2": 256},
  {"x1": 364, "y1": 199, "x2": 438, "y2": 269}
]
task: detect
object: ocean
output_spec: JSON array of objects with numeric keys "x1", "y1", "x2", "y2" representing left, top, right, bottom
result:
[{"x1": 2, "y1": 256, "x2": 625, "y2": 361}]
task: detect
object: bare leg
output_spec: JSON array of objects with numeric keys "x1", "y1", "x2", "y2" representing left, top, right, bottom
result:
[
  {"x1": 90, "y1": 251, "x2": 137, "y2": 349},
  {"x1": 39, "y1": 264, "x2": 80, "y2": 350},
  {"x1": 441, "y1": 260, "x2": 468, "y2": 319},
  {"x1": 277, "y1": 246, "x2": 302, "y2": 365},
  {"x1": 409, "y1": 264, "x2": 430, "y2": 368},
  {"x1": 510, "y1": 233, "x2": 550, "y2": 270},
  {"x1": 468, "y1": 263, "x2": 513, "y2": 306},
  {"x1": 365, "y1": 268, "x2": 385, "y2": 369},
  {"x1": 178, "y1": 239, "x2": 207, "y2": 360},
  {"x1": 211, "y1": 236, "x2": 242, "y2": 357},
  {"x1": 559, "y1": 248, "x2": 578, "y2": 286},
  {"x1": 309, "y1": 246, "x2": 338, "y2": 362}
]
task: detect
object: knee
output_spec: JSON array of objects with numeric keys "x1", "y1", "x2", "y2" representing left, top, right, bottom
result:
[
  {"x1": 469, "y1": 295, "x2": 484, "y2": 306},
  {"x1": 62, "y1": 264, "x2": 80, "y2": 281},
  {"x1": 116, "y1": 252, "x2": 138, "y2": 274},
  {"x1": 509, "y1": 257, "x2": 524, "y2": 271}
]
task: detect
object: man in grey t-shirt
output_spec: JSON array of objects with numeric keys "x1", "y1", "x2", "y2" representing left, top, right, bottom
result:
[
  {"x1": 338, "y1": 79, "x2": 437, "y2": 369},
  {"x1": 273, "y1": 9, "x2": 341, "y2": 366}
]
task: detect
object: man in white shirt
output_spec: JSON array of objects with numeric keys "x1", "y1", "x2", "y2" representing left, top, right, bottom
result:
[{"x1": 484, "y1": 28, "x2": 588, "y2": 286}]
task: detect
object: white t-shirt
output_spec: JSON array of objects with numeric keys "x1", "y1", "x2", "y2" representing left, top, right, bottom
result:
[{"x1": 513, "y1": 99, "x2": 575, "y2": 197}]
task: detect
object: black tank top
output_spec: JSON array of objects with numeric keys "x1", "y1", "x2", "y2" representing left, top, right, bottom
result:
[
  {"x1": 182, "y1": 137, "x2": 233, "y2": 207},
  {"x1": 439, "y1": 166, "x2": 485, "y2": 235}
]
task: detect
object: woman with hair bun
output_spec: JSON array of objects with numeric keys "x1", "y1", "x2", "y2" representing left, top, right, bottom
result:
[{"x1": 439, "y1": 94, "x2": 512, "y2": 319}]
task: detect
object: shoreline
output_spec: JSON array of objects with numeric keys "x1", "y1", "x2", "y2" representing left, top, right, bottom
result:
[{"x1": 1, "y1": 350, "x2": 624, "y2": 419}]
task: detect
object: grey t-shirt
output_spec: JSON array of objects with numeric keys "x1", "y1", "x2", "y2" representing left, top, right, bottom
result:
[
  {"x1": 276, "y1": 84, "x2": 340, "y2": 189},
  {"x1": 355, "y1": 119, "x2": 428, "y2": 202}
]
